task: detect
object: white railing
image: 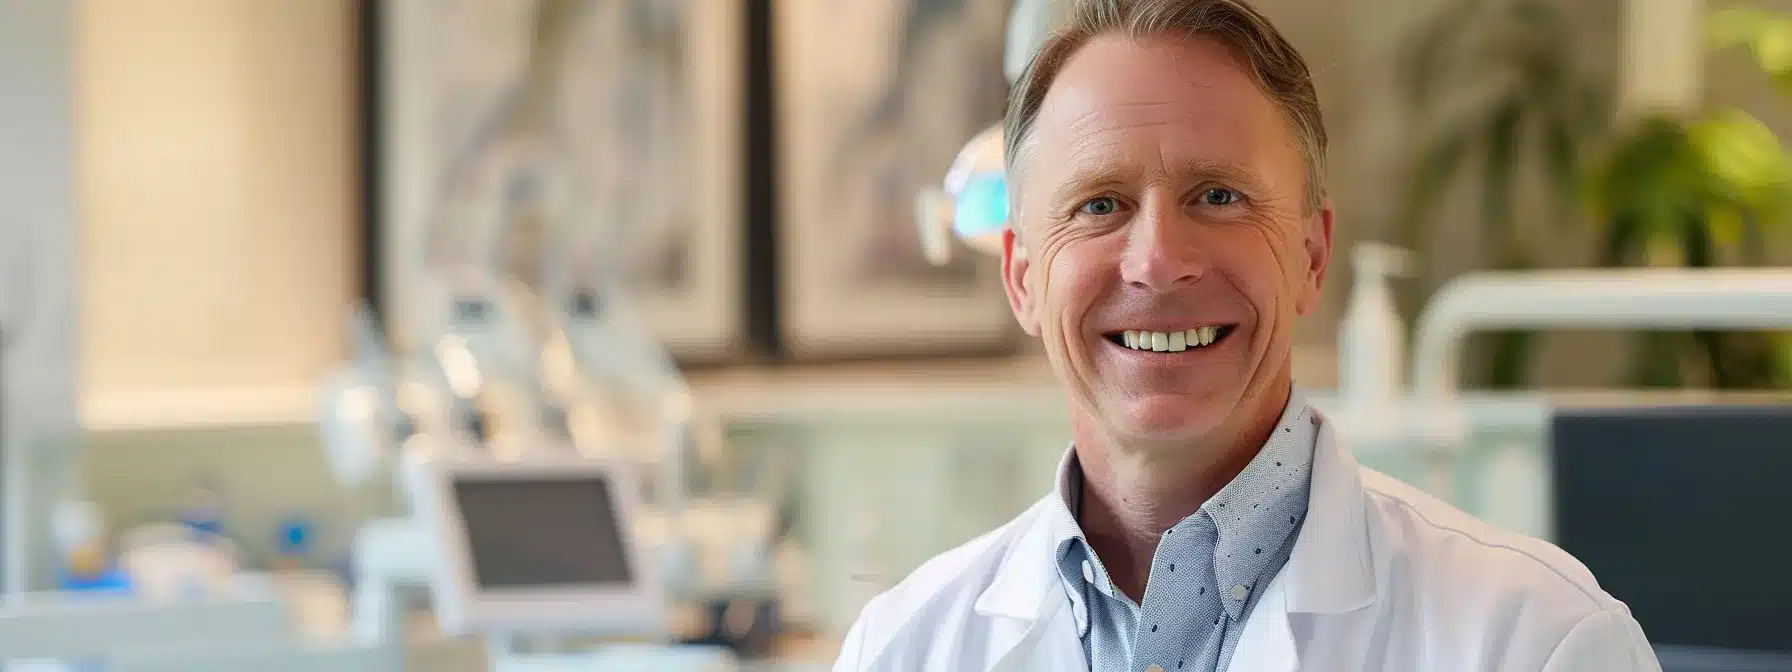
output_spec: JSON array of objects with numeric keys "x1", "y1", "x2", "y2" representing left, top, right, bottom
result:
[{"x1": 1409, "y1": 268, "x2": 1792, "y2": 399}]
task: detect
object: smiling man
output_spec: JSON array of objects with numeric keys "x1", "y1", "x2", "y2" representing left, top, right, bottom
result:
[{"x1": 831, "y1": 1, "x2": 1661, "y2": 671}]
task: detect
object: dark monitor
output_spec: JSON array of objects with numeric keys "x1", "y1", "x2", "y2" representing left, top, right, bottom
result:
[
  {"x1": 416, "y1": 456, "x2": 664, "y2": 636},
  {"x1": 1552, "y1": 404, "x2": 1792, "y2": 666},
  {"x1": 452, "y1": 476, "x2": 634, "y2": 588}
]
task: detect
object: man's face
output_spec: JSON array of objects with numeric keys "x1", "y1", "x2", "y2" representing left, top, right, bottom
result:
[{"x1": 1002, "y1": 34, "x2": 1332, "y2": 447}]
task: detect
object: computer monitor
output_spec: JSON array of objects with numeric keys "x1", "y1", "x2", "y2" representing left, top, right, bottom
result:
[
  {"x1": 1552, "y1": 404, "x2": 1792, "y2": 668},
  {"x1": 407, "y1": 455, "x2": 666, "y2": 638}
]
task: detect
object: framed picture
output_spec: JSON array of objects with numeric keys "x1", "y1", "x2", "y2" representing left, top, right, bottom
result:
[
  {"x1": 369, "y1": 0, "x2": 745, "y2": 362},
  {"x1": 774, "y1": 0, "x2": 1020, "y2": 359}
]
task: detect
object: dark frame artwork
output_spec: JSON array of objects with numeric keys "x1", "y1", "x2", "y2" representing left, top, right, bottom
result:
[
  {"x1": 359, "y1": 0, "x2": 1022, "y2": 363},
  {"x1": 359, "y1": 0, "x2": 748, "y2": 363},
  {"x1": 771, "y1": 0, "x2": 1019, "y2": 360}
]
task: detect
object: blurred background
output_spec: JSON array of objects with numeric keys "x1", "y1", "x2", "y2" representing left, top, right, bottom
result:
[{"x1": 1, "y1": 0, "x2": 1790, "y2": 670}]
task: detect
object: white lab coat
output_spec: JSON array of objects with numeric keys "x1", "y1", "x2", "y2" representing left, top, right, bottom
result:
[{"x1": 832, "y1": 417, "x2": 1662, "y2": 671}]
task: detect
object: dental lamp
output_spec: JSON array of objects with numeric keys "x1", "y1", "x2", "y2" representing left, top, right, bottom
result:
[{"x1": 917, "y1": 0, "x2": 1061, "y2": 265}]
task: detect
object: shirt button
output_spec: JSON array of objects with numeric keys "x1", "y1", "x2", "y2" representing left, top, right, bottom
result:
[
  {"x1": 1082, "y1": 560, "x2": 1094, "y2": 583},
  {"x1": 1146, "y1": 666, "x2": 1166, "y2": 672},
  {"x1": 1230, "y1": 584, "x2": 1249, "y2": 600}
]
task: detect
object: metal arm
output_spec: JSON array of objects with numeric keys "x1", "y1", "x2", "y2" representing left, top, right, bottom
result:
[{"x1": 1409, "y1": 268, "x2": 1792, "y2": 398}]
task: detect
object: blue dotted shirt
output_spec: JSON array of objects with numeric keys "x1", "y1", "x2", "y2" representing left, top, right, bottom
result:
[{"x1": 1049, "y1": 391, "x2": 1319, "y2": 672}]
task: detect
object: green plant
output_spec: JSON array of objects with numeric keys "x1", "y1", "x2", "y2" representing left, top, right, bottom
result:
[
  {"x1": 1395, "y1": 0, "x2": 1611, "y2": 389},
  {"x1": 1585, "y1": 109, "x2": 1792, "y2": 388},
  {"x1": 1709, "y1": 7, "x2": 1792, "y2": 95},
  {"x1": 1709, "y1": 6, "x2": 1792, "y2": 389},
  {"x1": 1577, "y1": 7, "x2": 1792, "y2": 390},
  {"x1": 1400, "y1": 0, "x2": 1792, "y2": 391}
]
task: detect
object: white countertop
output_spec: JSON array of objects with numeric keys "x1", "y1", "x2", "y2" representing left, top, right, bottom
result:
[{"x1": 78, "y1": 343, "x2": 1788, "y2": 434}]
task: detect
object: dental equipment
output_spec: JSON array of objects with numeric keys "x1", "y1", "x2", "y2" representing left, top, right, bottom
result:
[
  {"x1": 404, "y1": 453, "x2": 739, "y2": 671},
  {"x1": 1398, "y1": 267, "x2": 1792, "y2": 504},
  {"x1": 1409, "y1": 268, "x2": 1792, "y2": 399},
  {"x1": 917, "y1": 0, "x2": 1061, "y2": 266},
  {"x1": 333, "y1": 1, "x2": 780, "y2": 667}
]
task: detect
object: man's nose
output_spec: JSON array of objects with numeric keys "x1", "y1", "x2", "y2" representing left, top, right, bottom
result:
[{"x1": 1119, "y1": 201, "x2": 1207, "y2": 291}]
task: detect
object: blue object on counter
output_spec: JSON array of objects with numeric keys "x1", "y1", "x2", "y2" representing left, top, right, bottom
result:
[
  {"x1": 58, "y1": 566, "x2": 131, "y2": 594},
  {"x1": 276, "y1": 517, "x2": 315, "y2": 558}
]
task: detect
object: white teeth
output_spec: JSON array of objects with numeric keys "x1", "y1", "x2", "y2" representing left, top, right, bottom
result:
[{"x1": 1119, "y1": 327, "x2": 1223, "y2": 351}]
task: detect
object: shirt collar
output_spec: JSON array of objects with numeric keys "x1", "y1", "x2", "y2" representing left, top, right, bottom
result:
[
  {"x1": 1046, "y1": 387, "x2": 1320, "y2": 612},
  {"x1": 1194, "y1": 390, "x2": 1318, "y2": 618}
]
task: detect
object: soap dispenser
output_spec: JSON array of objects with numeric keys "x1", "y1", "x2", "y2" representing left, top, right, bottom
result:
[{"x1": 1337, "y1": 242, "x2": 1413, "y2": 415}]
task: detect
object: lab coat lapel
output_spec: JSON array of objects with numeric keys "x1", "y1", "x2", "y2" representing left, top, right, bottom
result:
[
  {"x1": 1231, "y1": 570, "x2": 1295, "y2": 672},
  {"x1": 985, "y1": 593, "x2": 1086, "y2": 672},
  {"x1": 1229, "y1": 414, "x2": 1377, "y2": 672},
  {"x1": 974, "y1": 498, "x2": 1088, "y2": 672},
  {"x1": 1282, "y1": 417, "x2": 1376, "y2": 614}
]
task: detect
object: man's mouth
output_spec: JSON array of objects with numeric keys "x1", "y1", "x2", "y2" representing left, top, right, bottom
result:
[{"x1": 1103, "y1": 325, "x2": 1237, "y2": 353}]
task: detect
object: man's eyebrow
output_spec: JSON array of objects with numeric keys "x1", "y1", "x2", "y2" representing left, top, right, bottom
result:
[
  {"x1": 1049, "y1": 164, "x2": 1136, "y2": 205},
  {"x1": 1175, "y1": 158, "x2": 1270, "y2": 190},
  {"x1": 1049, "y1": 158, "x2": 1270, "y2": 204}
]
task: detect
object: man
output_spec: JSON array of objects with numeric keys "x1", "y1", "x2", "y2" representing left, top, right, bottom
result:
[{"x1": 832, "y1": 1, "x2": 1662, "y2": 670}]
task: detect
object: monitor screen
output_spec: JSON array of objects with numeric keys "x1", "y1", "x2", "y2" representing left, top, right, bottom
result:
[
  {"x1": 1552, "y1": 404, "x2": 1792, "y2": 659},
  {"x1": 452, "y1": 476, "x2": 634, "y2": 589}
]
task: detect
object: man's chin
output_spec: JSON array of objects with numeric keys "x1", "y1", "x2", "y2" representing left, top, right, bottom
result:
[{"x1": 1103, "y1": 394, "x2": 1233, "y2": 445}]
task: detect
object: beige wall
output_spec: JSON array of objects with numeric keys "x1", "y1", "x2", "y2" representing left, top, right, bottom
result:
[
  {"x1": 1246, "y1": 0, "x2": 1627, "y2": 386},
  {"x1": 62, "y1": 0, "x2": 1782, "y2": 411},
  {"x1": 77, "y1": 0, "x2": 356, "y2": 406}
]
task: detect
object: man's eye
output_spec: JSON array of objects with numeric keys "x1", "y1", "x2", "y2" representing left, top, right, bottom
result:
[
  {"x1": 1080, "y1": 197, "x2": 1120, "y2": 216},
  {"x1": 1201, "y1": 188, "x2": 1241, "y2": 206}
]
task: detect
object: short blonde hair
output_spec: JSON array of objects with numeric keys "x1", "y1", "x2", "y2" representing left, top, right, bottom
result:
[{"x1": 1003, "y1": 0, "x2": 1327, "y2": 213}]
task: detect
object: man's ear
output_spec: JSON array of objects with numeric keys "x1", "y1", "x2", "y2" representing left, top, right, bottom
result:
[
  {"x1": 1002, "y1": 227, "x2": 1041, "y2": 336},
  {"x1": 1295, "y1": 200, "x2": 1335, "y2": 316}
]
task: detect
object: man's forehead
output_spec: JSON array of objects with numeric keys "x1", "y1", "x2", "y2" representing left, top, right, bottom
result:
[
  {"x1": 1016, "y1": 33, "x2": 1298, "y2": 189},
  {"x1": 1035, "y1": 33, "x2": 1266, "y2": 139}
]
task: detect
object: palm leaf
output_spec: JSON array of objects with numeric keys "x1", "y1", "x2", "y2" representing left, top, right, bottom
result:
[
  {"x1": 1540, "y1": 112, "x2": 1583, "y2": 227},
  {"x1": 1399, "y1": 0, "x2": 1488, "y2": 110},
  {"x1": 1777, "y1": 335, "x2": 1792, "y2": 387},
  {"x1": 1632, "y1": 331, "x2": 1687, "y2": 388},
  {"x1": 1480, "y1": 100, "x2": 1524, "y2": 252},
  {"x1": 1710, "y1": 7, "x2": 1792, "y2": 96},
  {"x1": 1394, "y1": 118, "x2": 1480, "y2": 254},
  {"x1": 1598, "y1": 213, "x2": 1643, "y2": 266}
]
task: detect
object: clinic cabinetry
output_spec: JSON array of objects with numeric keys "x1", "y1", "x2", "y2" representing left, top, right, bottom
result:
[{"x1": 723, "y1": 395, "x2": 1072, "y2": 638}]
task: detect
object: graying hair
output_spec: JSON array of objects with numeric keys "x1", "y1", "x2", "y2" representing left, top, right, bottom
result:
[{"x1": 1003, "y1": 0, "x2": 1328, "y2": 215}]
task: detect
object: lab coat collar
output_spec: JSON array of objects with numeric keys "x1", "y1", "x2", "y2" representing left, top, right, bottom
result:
[
  {"x1": 971, "y1": 410, "x2": 1376, "y2": 658},
  {"x1": 974, "y1": 495, "x2": 1064, "y2": 621},
  {"x1": 1280, "y1": 412, "x2": 1377, "y2": 615}
]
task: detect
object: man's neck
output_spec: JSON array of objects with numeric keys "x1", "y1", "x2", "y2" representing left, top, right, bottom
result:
[{"x1": 1072, "y1": 383, "x2": 1293, "y2": 602}]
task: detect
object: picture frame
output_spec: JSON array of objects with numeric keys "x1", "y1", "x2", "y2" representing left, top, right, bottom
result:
[
  {"x1": 367, "y1": 0, "x2": 746, "y2": 363},
  {"x1": 773, "y1": 0, "x2": 1020, "y2": 359}
]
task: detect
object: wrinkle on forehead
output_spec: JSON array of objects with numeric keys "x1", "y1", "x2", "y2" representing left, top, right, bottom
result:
[{"x1": 1029, "y1": 36, "x2": 1285, "y2": 165}]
